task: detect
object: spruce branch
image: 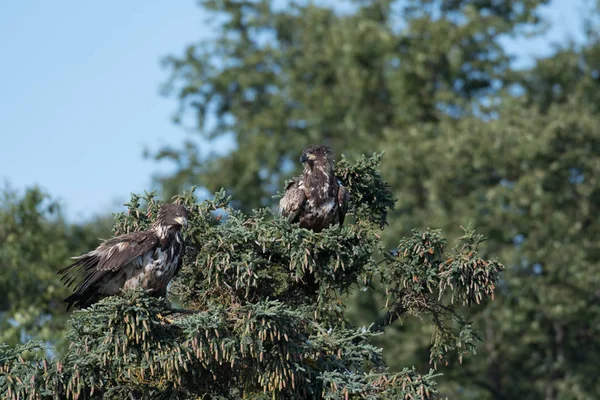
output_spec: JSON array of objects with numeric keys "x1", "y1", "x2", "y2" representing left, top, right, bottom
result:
[{"x1": 0, "y1": 154, "x2": 502, "y2": 399}]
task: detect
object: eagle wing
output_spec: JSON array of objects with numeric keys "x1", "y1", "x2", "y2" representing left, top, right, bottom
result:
[
  {"x1": 58, "y1": 231, "x2": 159, "y2": 309},
  {"x1": 337, "y1": 181, "x2": 350, "y2": 225},
  {"x1": 279, "y1": 177, "x2": 306, "y2": 224}
]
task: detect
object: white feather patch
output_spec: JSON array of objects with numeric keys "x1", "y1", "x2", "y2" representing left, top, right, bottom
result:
[{"x1": 319, "y1": 199, "x2": 336, "y2": 215}]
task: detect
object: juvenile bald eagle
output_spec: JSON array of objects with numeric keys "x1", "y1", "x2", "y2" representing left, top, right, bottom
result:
[
  {"x1": 279, "y1": 144, "x2": 349, "y2": 232},
  {"x1": 58, "y1": 204, "x2": 189, "y2": 310}
]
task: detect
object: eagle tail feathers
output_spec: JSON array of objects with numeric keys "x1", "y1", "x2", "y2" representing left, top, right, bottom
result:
[
  {"x1": 64, "y1": 291, "x2": 101, "y2": 311},
  {"x1": 57, "y1": 254, "x2": 102, "y2": 291}
]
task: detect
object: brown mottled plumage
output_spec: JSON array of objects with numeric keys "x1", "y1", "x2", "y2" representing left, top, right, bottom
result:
[
  {"x1": 58, "y1": 204, "x2": 189, "y2": 310},
  {"x1": 279, "y1": 145, "x2": 349, "y2": 232}
]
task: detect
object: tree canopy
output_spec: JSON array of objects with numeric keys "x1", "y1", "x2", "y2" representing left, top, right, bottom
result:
[
  {"x1": 155, "y1": 0, "x2": 551, "y2": 210},
  {"x1": 1, "y1": 155, "x2": 502, "y2": 399}
]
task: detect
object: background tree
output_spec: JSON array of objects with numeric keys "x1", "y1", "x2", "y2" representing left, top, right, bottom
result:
[
  {"x1": 0, "y1": 185, "x2": 112, "y2": 351},
  {"x1": 155, "y1": 0, "x2": 549, "y2": 210},
  {"x1": 151, "y1": 0, "x2": 600, "y2": 398}
]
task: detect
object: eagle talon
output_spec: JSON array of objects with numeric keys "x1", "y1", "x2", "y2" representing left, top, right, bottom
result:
[{"x1": 157, "y1": 313, "x2": 175, "y2": 324}]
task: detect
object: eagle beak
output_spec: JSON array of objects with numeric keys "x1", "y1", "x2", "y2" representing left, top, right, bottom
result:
[
  {"x1": 175, "y1": 217, "x2": 188, "y2": 229},
  {"x1": 300, "y1": 153, "x2": 315, "y2": 163}
]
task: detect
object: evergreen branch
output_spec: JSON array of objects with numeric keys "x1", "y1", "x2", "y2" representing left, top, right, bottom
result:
[{"x1": 1, "y1": 151, "x2": 503, "y2": 398}]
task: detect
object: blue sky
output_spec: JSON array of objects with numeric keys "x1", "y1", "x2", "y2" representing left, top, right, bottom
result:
[{"x1": 0, "y1": 0, "x2": 589, "y2": 221}]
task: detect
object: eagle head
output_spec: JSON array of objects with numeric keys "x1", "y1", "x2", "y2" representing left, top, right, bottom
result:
[
  {"x1": 154, "y1": 203, "x2": 189, "y2": 230},
  {"x1": 300, "y1": 144, "x2": 333, "y2": 169}
]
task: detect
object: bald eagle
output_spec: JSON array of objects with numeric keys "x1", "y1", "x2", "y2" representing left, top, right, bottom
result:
[
  {"x1": 58, "y1": 204, "x2": 189, "y2": 310},
  {"x1": 279, "y1": 145, "x2": 349, "y2": 232}
]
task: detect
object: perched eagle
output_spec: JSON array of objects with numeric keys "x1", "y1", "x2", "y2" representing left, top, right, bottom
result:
[
  {"x1": 58, "y1": 204, "x2": 189, "y2": 310},
  {"x1": 279, "y1": 144, "x2": 349, "y2": 232}
]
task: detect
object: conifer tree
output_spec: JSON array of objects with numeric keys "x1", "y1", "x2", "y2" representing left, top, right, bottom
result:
[{"x1": 1, "y1": 154, "x2": 502, "y2": 399}]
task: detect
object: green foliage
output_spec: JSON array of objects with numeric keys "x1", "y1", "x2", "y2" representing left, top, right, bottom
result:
[
  {"x1": 379, "y1": 227, "x2": 503, "y2": 368},
  {"x1": 1, "y1": 155, "x2": 501, "y2": 399},
  {"x1": 0, "y1": 185, "x2": 111, "y2": 349},
  {"x1": 0, "y1": 294, "x2": 437, "y2": 399},
  {"x1": 370, "y1": 97, "x2": 600, "y2": 398},
  {"x1": 334, "y1": 152, "x2": 395, "y2": 228},
  {"x1": 154, "y1": 0, "x2": 550, "y2": 210}
]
